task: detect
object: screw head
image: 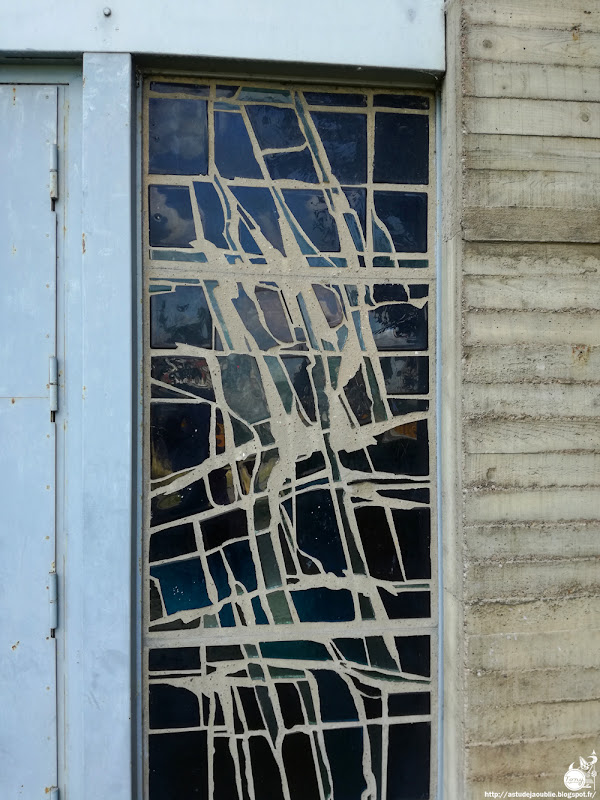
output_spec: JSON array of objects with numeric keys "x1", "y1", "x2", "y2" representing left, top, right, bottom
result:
[{"x1": 103, "y1": 6, "x2": 112, "y2": 16}]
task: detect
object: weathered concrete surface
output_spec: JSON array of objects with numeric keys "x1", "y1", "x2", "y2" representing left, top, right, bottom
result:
[{"x1": 442, "y1": 0, "x2": 600, "y2": 794}]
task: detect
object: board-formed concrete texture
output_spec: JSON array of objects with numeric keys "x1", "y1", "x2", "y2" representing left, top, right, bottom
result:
[
  {"x1": 442, "y1": 0, "x2": 600, "y2": 797},
  {"x1": 0, "y1": 0, "x2": 445, "y2": 73}
]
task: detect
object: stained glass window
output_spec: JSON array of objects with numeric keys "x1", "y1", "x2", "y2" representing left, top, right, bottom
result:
[{"x1": 143, "y1": 77, "x2": 436, "y2": 799}]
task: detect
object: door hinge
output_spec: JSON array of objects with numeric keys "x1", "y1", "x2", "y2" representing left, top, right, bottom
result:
[
  {"x1": 49, "y1": 356, "x2": 58, "y2": 419},
  {"x1": 48, "y1": 570, "x2": 58, "y2": 636},
  {"x1": 48, "y1": 788, "x2": 59, "y2": 800},
  {"x1": 50, "y1": 142, "x2": 58, "y2": 207}
]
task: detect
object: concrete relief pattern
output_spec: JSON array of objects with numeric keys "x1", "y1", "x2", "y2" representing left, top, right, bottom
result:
[{"x1": 144, "y1": 78, "x2": 436, "y2": 800}]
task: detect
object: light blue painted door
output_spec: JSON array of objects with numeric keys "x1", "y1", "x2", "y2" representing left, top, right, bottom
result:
[{"x1": 0, "y1": 84, "x2": 58, "y2": 797}]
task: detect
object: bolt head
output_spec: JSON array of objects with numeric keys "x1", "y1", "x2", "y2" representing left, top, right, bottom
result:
[{"x1": 103, "y1": 6, "x2": 112, "y2": 16}]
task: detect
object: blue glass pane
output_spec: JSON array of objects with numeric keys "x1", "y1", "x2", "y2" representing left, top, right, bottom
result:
[
  {"x1": 238, "y1": 220, "x2": 262, "y2": 254},
  {"x1": 150, "y1": 285, "x2": 212, "y2": 349},
  {"x1": 374, "y1": 191, "x2": 428, "y2": 252},
  {"x1": 150, "y1": 82, "x2": 210, "y2": 96},
  {"x1": 260, "y1": 640, "x2": 331, "y2": 660},
  {"x1": 218, "y1": 354, "x2": 270, "y2": 424},
  {"x1": 313, "y1": 671, "x2": 358, "y2": 721},
  {"x1": 238, "y1": 86, "x2": 292, "y2": 103},
  {"x1": 311, "y1": 111, "x2": 367, "y2": 184},
  {"x1": 374, "y1": 113, "x2": 429, "y2": 185},
  {"x1": 225, "y1": 540, "x2": 258, "y2": 592},
  {"x1": 372, "y1": 216, "x2": 393, "y2": 252},
  {"x1": 149, "y1": 98, "x2": 208, "y2": 175},
  {"x1": 193, "y1": 182, "x2": 228, "y2": 249},
  {"x1": 150, "y1": 479, "x2": 211, "y2": 527},
  {"x1": 214, "y1": 111, "x2": 262, "y2": 179},
  {"x1": 304, "y1": 92, "x2": 367, "y2": 107},
  {"x1": 246, "y1": 104, "x2": 305, "y2": 149},
  {"x1": 291, "y1": 587, "x2": 354, "y2": 622},
  {"x1": 342, "y1": 187, "x2": 366, "y2": 233},
  {"x1": 380, "y1": 356, "x2": 429, "y2": 393},
  {"x1": 149, "y1": 185, "x2": 196, "y2": 248},
  {"x1": 265, "y1": 149, "x2": 318, "y2": 182},
  {"x1": 387, "y1": 723, "x2": 431, "y2": 799},
  {"x1": 150, "y1": 558, "x2": 211, "y2": 614},
  {"x1": 369, "y1": 303, "x2": 428, "y2": 350},
  {"x1": 282, "y1": 189, "x2": 340, "y2": 252},
  {"x1": 324, "y1": 728, "x2": 367, "y2": 800},
  {"x1": 151, "y1": 402, "x2": 212, "y2": 477},
  {"x1": 231, "y1": 186, "x2": 285, "y2": 255},
  {"x1": 374, "y1": 94, "x2": 430, "y2": 109},
  {"x1": 296, "y1": 489, "x2": 347, "y2": 576},
  {"x1": 216, "y1": 84, "x2": 238, "y2": 98}
]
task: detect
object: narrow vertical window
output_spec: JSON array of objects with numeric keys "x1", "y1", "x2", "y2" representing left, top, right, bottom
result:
[{"x1": 143, "y1": 77, "x2": 436, "y2": 799}]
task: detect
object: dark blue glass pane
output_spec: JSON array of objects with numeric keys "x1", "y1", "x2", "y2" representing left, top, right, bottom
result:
[
  {"x1": 368, "y1": 420, "x2": 429, "y2": 476},
  {"x1": 149, "y1": 524, "x2": 197, "y2": 563},
  {"x1": 231, "y1": 186, "x2": 285, "y2": 255},
  {"x1": 374, "y1": 113, "x2": 429, "y2": 184},
  {"x1": 395, "y1": 635, "x2": 431, "y2": 677},
  {"x1": 238, "y1": 221, "x2": 262, "y2": 254},
  {"x1": 193, "y1": 182, "x2": 228, "y2": 248},
  {"x1": 374, "y1": 191, "x2": 428, "y2": 252},
  {"x1": 283, "y1": 733, "x2": 322, "y2": 800},
  {"x1": 311, "y1": 111, "x2": 367, "y2": 184},
  {"x1": 214, "y1": 111, "x2": 262, "y2": 179},
  {"x1": 342, "y1": 187, "x2": 367, "y2": 234},
  {"x1": 218, "y1": 354, "x2": 270, "y2": 424},
  {"x1": 150, "y1": 558, "x2": 211, "y2": 614},
  {"x1": 324, "y1": 728, "x2": 366, "y2": 800},
  {"x1": 296, "y1": 489, "x2": 347, "y2": 576},
  {"x1": 252, "y1": 597, "x2": 269, "y2": 624},
  {"x1": 392, "y1": 508, "x2": 431, "y2": 580},
  {"x1": 246, "y1": 104, "x2": 305, "y2": 149},
  {"x1": 149, "y1": 185, "x2": 196, "y2": 248},
  {"x1": 150, "y1": 82, "x2": 210, "y2": 96},
  {"x1": 265, "y1": 148, "x2": 318, "y2": 182},
  {"x1": 373, "y1": 284, "x2": 408, "y2": 303},
  {"x1": 215, "y1": 84, "x2": 238, "y2": 97},
  {"x1": 380, "y1": 356, "x2": 429, "y2": 393},
  {"x1": 388, "y1": 693, "x2": 431, "y2": 716},
  {"x1": 151, "y1": 479, "x2": 211, "y2": 527},
  {"x1": 151, "y1": 403, "x2": 212, "y2": 477},
  {"x1": 202, "y1": 508, "x2": 247, "y2": 550},
  {"x1": 218, "y1": 604, "x2": 235, "y2": 627},
  {"x1": 378, "y1": 588, "x2": 430, "y2": 619},
  {"x1": 313, "y1": 671, "x2": 358, "y2": 722},
  {"x1": 260, "y1": 640, "x2": 331, "y2": 660},
  {"x1": 291, "y1": 588, "x2": 354, "y2": 622},
  {"x1": 374, "y1": 94, "x2": 430, "y2": 109},
  {"x1": 225, "y1": 540, "x2": 258, "y2": 593},
  {"x1": 207, "y1": 552, "x2": 231, "y2": 601},
  {"x1": 148, "y1": 647, "x2": 200, "y2": 671},
  {"x1": 387, "y1": 723, "x2": 431, "y2": 799},
  {"x1": 233, "y1": 285, "x2": 278, "y2": 350},
  {"x1": 149, "y1": 732, "x2": 208, "y2": 800},
  {"x1": 149, "y1": 98, "x2": 208, "y2": 175},
  {"x1": 304, "y1": 92, "x2": 367, "y2": 107},
  {"x1": 333, "y1": 638, "x2": 368, "y2": 665},
  {"x1": 369, "y1": 303, "x2": 428, "y2": 350},
  {"x1": 151, "y1": 356, "x2": 215, "y2": 400},
  {"x1": 282, "y1": 189, "x2": 340, "y2": 252},
  {"x1": 150, "y1": 285, "x2": 212, "y2": 349},
  {"x1": 354, "y1": 506, "x2": 404, "y2": 581},
  {"x1": 149, "y1": 684, "x2": 200, "y2": 729}
]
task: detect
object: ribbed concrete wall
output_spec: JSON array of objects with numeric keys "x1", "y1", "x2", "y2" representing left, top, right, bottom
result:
[{"x1": 442, "y1": 1, "x2": 600, "y2": 796}]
